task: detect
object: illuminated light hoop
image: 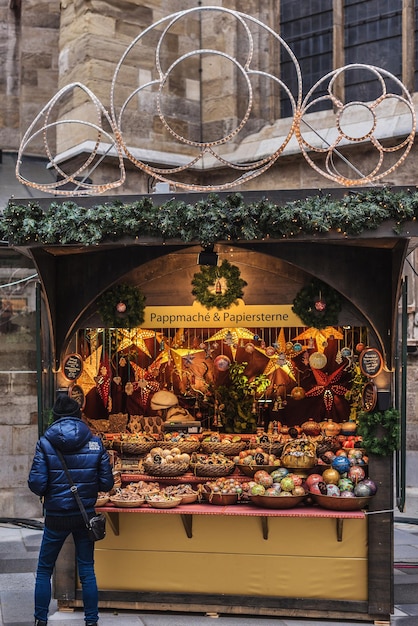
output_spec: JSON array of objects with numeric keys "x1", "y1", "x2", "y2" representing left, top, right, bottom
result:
[
  {"x1": 16, "y1": 83, "x2": 126, "y2": 196},
  {"x1": 110, "y1": 5, "x2": 302, "y2": 191},
  {"x1": 16, "y1": 11, "x2": 415, "y2": 196},
  {"x1": 295, "y1": 64, "x2": 416, "y2": 186}
]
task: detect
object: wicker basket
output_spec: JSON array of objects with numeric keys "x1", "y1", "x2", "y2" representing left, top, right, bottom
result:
[
  {"x1": 121, "y1": 441, "x2": 156, "y2": 456},
  {"x1": 143, "y1": 461, "x2": 190, "y2": 477},
  {"x1": 200, "y1": 441, "x2": 246, "y2": 456},
  {"x1": 159, "y1": 440, "x2": 201, "y2": 454},
  {"x1": 191, "y1": 461, "x2": 235, "y2": 477}
]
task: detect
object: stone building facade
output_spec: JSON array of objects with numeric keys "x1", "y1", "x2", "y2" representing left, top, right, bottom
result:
[{"x1": 2, "y1": 0, "x2": 418, "y2": 516}]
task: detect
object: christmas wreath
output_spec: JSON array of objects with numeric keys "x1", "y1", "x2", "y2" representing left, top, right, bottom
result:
[
  {"x1": 191, "y1": 259, "x2": 247, "y2": 310},
  {"x1": 97, "y1": 283, "x2": 146, "y2": 328},
  {"x1": 357, "y1": 408, "x2": 400, "y2": 456},
  {"x1": 292, "y1": 278, "x2": 342, "y2": 329}
]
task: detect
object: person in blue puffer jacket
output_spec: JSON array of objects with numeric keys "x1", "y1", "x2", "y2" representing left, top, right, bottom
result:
[{"x1": 28, "y1": 395, "x2": 114, "y2": 626}]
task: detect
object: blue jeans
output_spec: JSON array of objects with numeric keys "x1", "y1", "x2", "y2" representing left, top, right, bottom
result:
[{"x1": 34, "y1": 525, "x2": 98, "y2": 623}]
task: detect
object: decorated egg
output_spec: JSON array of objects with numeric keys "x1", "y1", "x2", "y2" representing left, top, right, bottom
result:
[
  {"x1": 348, "y1": 466, "x2": 366, "y2": 483},
  {"x1": 322, "y1": 468, "x2": 340, "y2": 485},
  {"x1": 354, "y1": 480, "x2": 374, "y2": 497},
  {"x1": 287, "y1": 473, "x2": 303, "y2": 487},
  {"x1": 358, "y1": 478, "x2": 378, "y2": 496},
  {"x1": 338, "y1": 478, "x2": 354, "y2": 492},
  {"x1": 340, "y1": 490, "x2": 356, "y2": 498},
  {"x1": 254, "y1": 470, "x2": 273, "y2": 487},
  {"x1": 331, "y1": 456, "x2": 351, "y2": 474},
  {"x1": 280, "y1": 476, "x2": 295, "y2": 492},
  {"x1": 305, "y1": 473, "x2": 323, "y2": 490},
  {"x1": 265, "y1": 487, "x2": 280, "y2": 496},
  {"x1": 271, "y1": 468, "x2": 289, "y2": 482},
  {"x1": 293, "y1": 485, "x2": 306, "y2": 496},
  {"x1": 326, "y1": 484, "x2": 341, "y2": 497},
  {"x1": 251, "y1": 484, "x2": 266, "y2": 496}
]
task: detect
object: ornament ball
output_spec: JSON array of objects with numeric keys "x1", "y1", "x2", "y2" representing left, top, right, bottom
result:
[{"x1": 116, "y1": 301, "x2": 127, "y2": 313}]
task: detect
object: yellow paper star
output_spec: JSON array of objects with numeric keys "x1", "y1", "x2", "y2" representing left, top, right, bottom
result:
[
  {"x1": 293, "y1": 326, "x2": 343, "y2": 353},
  {"x1": 117, "y1": 328, "x2": 158, "y2": 358},
  {"x1": 170, "y1": 348, "x2": 205, "y2": 376},
  {"x1": 254, "y1": 346, "x2": 296, "y2": 381},
  {"x1": 205, "y1": 327, "x2": 254, "y2": 359},
  {"x1": 77, "y1": 346, "x2": 102, "y2": 396}
]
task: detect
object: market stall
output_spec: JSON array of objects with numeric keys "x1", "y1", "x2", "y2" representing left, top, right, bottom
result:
[{"x1": 10, "y1": 187, "x2": 411, "y2": 623}]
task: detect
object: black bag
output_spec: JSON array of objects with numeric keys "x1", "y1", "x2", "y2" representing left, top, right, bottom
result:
[{"x1": 87, "y1": 513, "x2": 106, "y2": 542}]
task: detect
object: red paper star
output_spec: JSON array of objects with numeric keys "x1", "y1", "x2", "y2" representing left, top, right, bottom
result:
[{"x1": 305, "y1": 363, "x2": 349, "y2": 412}]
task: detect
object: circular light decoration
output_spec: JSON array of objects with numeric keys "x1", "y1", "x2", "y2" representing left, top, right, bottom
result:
[
  {"x1": 15, "y1": 83, "x2": 126, "y2": 196},
  {"x1": 295, "y1": 64, "x2": 416, "y2": 186},
  {"x1": 109, "y1": 6, "x2": 301, "y2": 193}
]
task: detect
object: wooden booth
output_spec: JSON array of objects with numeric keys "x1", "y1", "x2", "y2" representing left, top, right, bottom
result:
[{"x1": 12, "y1": 188, "x2": 412, "y2": 623}]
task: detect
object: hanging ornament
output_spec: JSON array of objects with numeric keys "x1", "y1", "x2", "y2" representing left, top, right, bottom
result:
[
  {"x1": 293, "y1": 342, "x2": 303, "y2": 352},
  {"x1": 116, "y1": 301, "x2": 127, "y2": 314},
  {"x1": 356, "y1": 342, "x2": 365, "y2": 353},
  {"x1": 314, "y1": 293, "x2": 326, "y2": 312},
  {"x1": 245, "y1": 342, "x2": 255, "y2": 354},
  {"x1": 309, "y1": 351, "x2": 328, "y2": 370},
  {"x1": 214, "y1": 354, "x2": 231, "y2": 372},
  {"x1": 290, "y1": 386, "x2": 306, "y2": 400},
  {"x1": 125, "y1": 381, "x2": 134, "y2": 396},
  {"x1": 215, "y1": 279, "x2": 222, "y2": 295},
  {"x1": 265, "y1": 346, "x2": 276, "y2": 356}
]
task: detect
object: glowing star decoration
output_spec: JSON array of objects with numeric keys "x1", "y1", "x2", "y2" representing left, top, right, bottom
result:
[
  {"x1": 77, "y1": 346, "x2": 103, "y2": 397},
  {"x1": 170, "y1": 348, "x2": 205, "y2": 377},
  {"x1": 206, "y1": 327, "x2": 254, "y2": 359},
  {"x1": 293, "y1": 326, "x2": 343, "y2": 353},
  {"x1": 117, "y1": 328, "x2": 158, "y2": 358},
  {"x1": 130, "y1": 362, "x2": 160, "y2": 410},
  {"x1": 254, "y1": 345, "x2": 296, "y2": 381},
  {"x1": 305, "y1": 363, "x2": 349, "y2": 412}
]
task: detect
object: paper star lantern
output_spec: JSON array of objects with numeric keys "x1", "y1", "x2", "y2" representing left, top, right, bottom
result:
[
  {"x1": 206, "y1": 327, "x2": 254, "y2": 359},
  {"x1": 293, "y1": 326, "x2": 343, "y2": 353},
  {"x1": 305, "y1": 363, "x2": 349, "y2": 411},
  {"x1": 77, "y1": 346, "x2": 102, "y2": 396},
  {"x1": 170, "y1": 348, "x2": 205, "y2": 376},
  {"x1": 117, "y1": 328, "x2": 157, "y2": 358}
]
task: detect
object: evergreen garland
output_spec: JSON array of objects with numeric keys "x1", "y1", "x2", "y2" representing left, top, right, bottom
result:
[
  {"x1": 3, "y1": 187, "x2": 418, "y2": 247},
  {"x1": 357, "y1": 408, "x2": 400, "y2": 456},
  {"x1": 97, "y1": 284, "x2": 146, "y2": 328},
  {"x1": 191, "y1": 259, "x2": 247, "y2": 309},
  {"x1": 292, "y1": 278, "x2": 342, "y2": 329}
]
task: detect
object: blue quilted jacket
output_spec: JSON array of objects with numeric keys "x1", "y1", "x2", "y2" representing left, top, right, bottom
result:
[{"x1": 28, "y1": 416, "x2": 114, "y2": 517}]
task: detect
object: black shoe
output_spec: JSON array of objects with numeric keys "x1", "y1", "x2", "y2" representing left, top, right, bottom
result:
[
  {"x1": 86, "y1": 623, "x2": 97, "y2": 626},
  {"x1": 35, "y1": 621, "x2": 47, "y2": 626}
]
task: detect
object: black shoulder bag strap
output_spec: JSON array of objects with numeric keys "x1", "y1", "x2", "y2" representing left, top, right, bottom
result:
[{"x1": 54, "y1": 446, "x2": 91, "y2": 530}]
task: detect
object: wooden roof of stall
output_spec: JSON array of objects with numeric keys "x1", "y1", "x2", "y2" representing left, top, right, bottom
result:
[{"x1": 10, "y1": 187, "x2": 418, "y2": 370}]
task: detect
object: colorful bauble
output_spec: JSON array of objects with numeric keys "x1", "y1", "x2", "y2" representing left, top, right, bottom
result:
[
  {"x1": 331, "y1": 456, "x2": 351, "y2": 474},
  {"x1": 348, "y1": 466, "x2": 366, "y2": 483},
  {"x1": 214, "y1": 355, "x2": 231, "y2": 371}
]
